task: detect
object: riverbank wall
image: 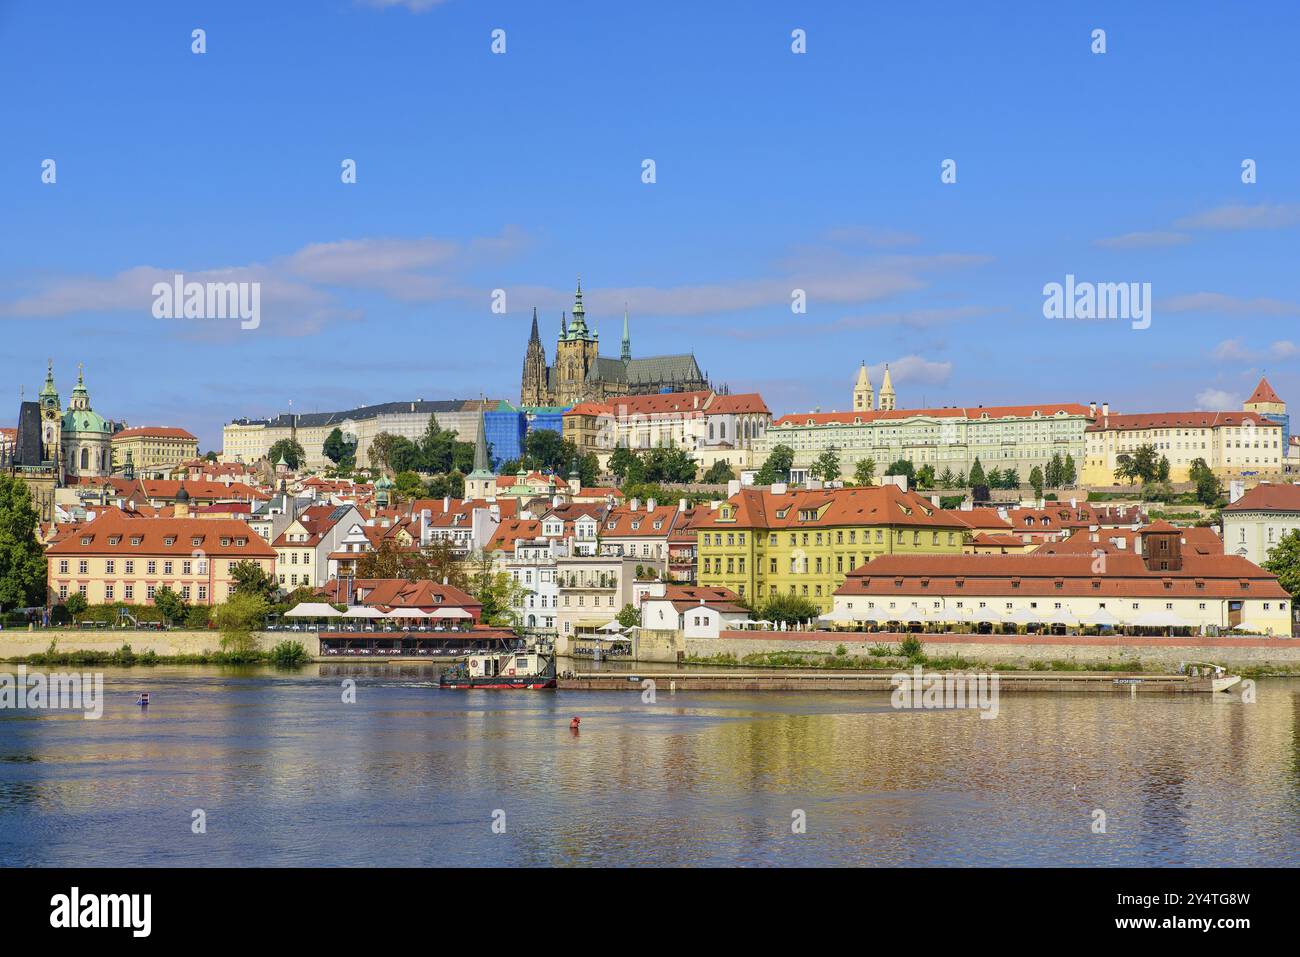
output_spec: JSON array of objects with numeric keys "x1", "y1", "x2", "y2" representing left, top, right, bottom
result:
[
  {"x1": 0, "y1": 629, "x2": 320, "y2": 660},
  {"x1": 677, "y1": 631, "x2": 1300, "y2": 671}
]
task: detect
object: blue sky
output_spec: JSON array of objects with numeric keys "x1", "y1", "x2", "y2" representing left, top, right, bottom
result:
[{"x1": 3, "y1": 0, "x2": 1299, "y2": 450}]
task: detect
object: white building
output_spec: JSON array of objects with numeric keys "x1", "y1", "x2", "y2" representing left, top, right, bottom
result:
[{"x1": 1223, "y1": 483, "x2": 1300, "y2": 565}]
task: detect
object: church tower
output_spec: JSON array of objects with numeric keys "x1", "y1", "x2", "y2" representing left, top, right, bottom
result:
[
  {"x1": 878, "y1": 364, "x2": 896, "y2": 411},
  {"x1": 853, "y1": 362, "x2": 874, "y2": 412},
  {"x1": 520, "y1": 307, "x2": 550, "y2": 406},
  {"x1": 553, "y1": 278, "x2": 600, "y2": 405},
  {"x1": 38, "y1": 360, "x2": 62, "y2": 474},
  {"x1": 621, "y1": 306, "x2": 631, "y2": 364}
]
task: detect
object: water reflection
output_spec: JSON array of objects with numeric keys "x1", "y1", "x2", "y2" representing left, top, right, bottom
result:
[{"x1": 1, "y1": 666, "x2": 1298, "y2": 866}]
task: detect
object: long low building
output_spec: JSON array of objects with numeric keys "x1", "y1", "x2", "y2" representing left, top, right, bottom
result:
[
  {"x1": 222, "y1": 398, "x2": 497, "y2": 469},
  {"x1": 829, "y1": 522, "x2": 1292, "y2": 636},
  {"x1": 760, "y1": 402, "x2": 1093, "y2": 482}
]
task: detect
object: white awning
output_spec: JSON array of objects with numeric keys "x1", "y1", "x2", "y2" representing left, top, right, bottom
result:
[
  {"x1": 342, "y1": 606, "x2": 388, "y2": 619},
  {"x1": 1084, "y1": 607, "x2": 1122, "y2": 627},
  {"x1": 387, "y1": 607, "x2": 430, "y2": 618},
  {"x1": 285, "y1": 602, "x2": 342, "y2": 618},
  {"x1": 1130, "y1": 610, "x2": 1188, "y2": 628},
  {"x1": 430, "y1": 607, "x2": 473, "y2": 619}
]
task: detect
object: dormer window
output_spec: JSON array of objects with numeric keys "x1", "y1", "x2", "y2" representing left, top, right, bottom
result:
[
  {"x1": 130, "y1": 537, "x2": 142, "y2": 546},
  {"x1": 164, "y1": 537, "x2": 176, "y2": 546},
  {"x1": 80, "y1": 536, "x2": 92, "y2": 545}
]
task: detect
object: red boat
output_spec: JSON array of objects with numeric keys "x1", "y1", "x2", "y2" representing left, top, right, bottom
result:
[{"x1": 439, "y1": 651, "x2": 557, "y2": 690}]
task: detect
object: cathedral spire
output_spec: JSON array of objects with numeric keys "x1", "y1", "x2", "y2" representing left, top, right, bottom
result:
[
  {"x1": 621, "y1": 304, "x2": 631, "y2": 363},
  {"x1": 568, "y1": 276, "x2": 589, "y2": 337},
  {"x1": 528, "y1": 307, "x2": 540, "y2": 345}
]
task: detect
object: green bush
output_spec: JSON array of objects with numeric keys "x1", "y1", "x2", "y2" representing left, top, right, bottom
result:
[
  {"x1": 898, "y1": 635, "x2": 924, "y2": 660},
  {"x1": 267, "y1": 640, "x2": 310, "y2": 667}
]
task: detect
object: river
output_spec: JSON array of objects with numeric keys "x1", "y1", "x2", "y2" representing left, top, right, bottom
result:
[{"x1": 1, "y1": 664, "x2": 1298, "y2": 866}]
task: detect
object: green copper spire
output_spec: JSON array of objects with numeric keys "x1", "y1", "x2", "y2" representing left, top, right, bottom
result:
[
  {"x1": 468, "y1": 401, "x2": 493, "y2": 478},
  {"x1": 567, "y1": 276, "x2": 590, "y2": 338},
  {"x1": 40, "y1": 358, "x2": 58, "y2": 399}
]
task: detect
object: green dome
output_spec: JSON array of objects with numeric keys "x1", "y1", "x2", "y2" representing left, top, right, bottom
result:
[{"x1": 62, "y1": 409, "x2": 110, "y2": 434}]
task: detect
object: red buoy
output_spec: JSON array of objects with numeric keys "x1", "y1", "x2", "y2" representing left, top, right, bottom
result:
[{"x1": 569, "y1": 716, "x2": 581, "y2": 730}]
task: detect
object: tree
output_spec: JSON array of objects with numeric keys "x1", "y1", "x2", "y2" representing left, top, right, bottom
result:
[
  {"x1": 915, "y1": 464, "x2": 936, "y2": 491},
  {"x1": 152, "y1": 585, "x2": 186, "y2": 626},
  {"x1": 854, "y1": 458, "x2": 877, "y2": 486},
  {"x1": 367, "y1": 431, "x2": 402, "y2": 472},
  {"x1": 393, "y1": 471, "x2": 425, "y2": 500},
  {"x1": 215, "y1": 592, "x2": 269, "y2": 655},
  {"x1": 1156, "y1": 455, "x2": 1171, "y2": 483},
  {"x1": 755, "y1": 445, "x2": 795, "y2": 485},
  {"x1": 64, "y1": 592, "x2": 89, "y2": 622},
  {"x1": 1045, "y1": 453, "x2": 1063, "y2": 489},
  {"x1": 1029, "y1": 466, "x2": 1045, "y2": 499},
  {"x1": 1114, "y1": 453, "x2": 1138, "y2": 485},
  {"x1": 609, "y1": 447, "x2": 641, "y2": 483},
  {"x1": 230, "y1": 559, "x2": 279, "y2": 602},
  {"x1": 0, "y1": 475, "x2": 48, "y2": 610},
  {"x1": 267, "y1": 439, "x2": 306, "y2": 470},
  {"x1": 1263, "y1": 530, "x2": 1300, "y2": 600},
  {"x1": 323, "y1": 428, "x2": 356, "y2": 468},
  {"x1": 937, "y1": 467, "x2": 955, "y2": 489},
  {"x1": 463, "y1": 550, "x2": 527, "y2": 629},
  {"x1": 1130, "y1": 444, "x2": 1160, "y2": 484},
  {"x1": 885, "y1": 458, "x2": 915, "y2": 490},
  {"x1": 1002, "y1": 467, "x2": 1020, "y2": 489},
  {"x1": 757, "y1": 593, "x2": 822, "y2": 626},
  {"x1": 524, "y1": 429, "x2": 566, "y2": 472},
  {"x1": 968, "y1": 457, "x2": 986, "y2": 489},
  {"x1": 1061, "y1": 453, "x2": 1077, "y2": 486},
  {"x1": 701, "y1": 460, "x2": 735, "y2": 484},
  {"x1": 1189, "y1": 458, "x2": 1222, "y2": 507},
  {"x1": 811, "y1": 448, "x2": 841, "y2": 482},
  {"x1": 615, "y1": 603, "x2": 641, "y2": 629}
]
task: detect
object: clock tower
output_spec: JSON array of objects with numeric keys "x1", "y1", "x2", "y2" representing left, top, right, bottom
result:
[{"x1": 38, "y1": 358, "x2": 62, "y2": 475}]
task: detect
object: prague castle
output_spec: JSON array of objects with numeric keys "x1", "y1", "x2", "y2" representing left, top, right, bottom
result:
[{"x1": 520, "y1": 279, "x2": 709, "y2": 407}]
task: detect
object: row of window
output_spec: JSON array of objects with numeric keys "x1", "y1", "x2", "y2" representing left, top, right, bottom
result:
[
  {"x1": 57, "y1": 582, "x2": 213, "y2": 602},
  {"x1": 58, "y1": 558, "x2": 216, "y2": 575}
]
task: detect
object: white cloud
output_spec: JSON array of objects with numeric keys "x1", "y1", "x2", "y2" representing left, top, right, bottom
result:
[
  {"x1": 1093, "y1": 230, "x2": 1191, "y2": 249},
  {"x1": 1176, "y1": 203, "x2": 1300, "y2": 231},
  {"x1": 869, "y1": 355, "x2": 953, "y2": 387},
  {"x1": 1195, "y1": 388, "x2": 1241, "y2": 411},
  {"x1": 823, "y1": 225, "x2": 922, "y2": 248},
  {"x1": 1160, "y1": 292, "x2": 1300, "y2": 317}
]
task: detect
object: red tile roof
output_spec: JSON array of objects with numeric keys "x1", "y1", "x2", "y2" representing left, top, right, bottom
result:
[
  {"x1": 1246, "y1": 377, "x2": 1283, "y2": 405},
  {"x1": 694, "y1": 485, "x2": 970, "y2": 531},
  {"x1": 45, "y1": 509, "x2": 275, "y2": 558},
  {"x1": 1088, "y1": 411, "x2": 1279, "y2": 432},
  {"x1": 112, "y1": 426, "x2": 198, "y2": 441},
  {"x1": 835, "y1": 551, "x2": 1287, "y2": 600},
  {"x1": 1224, "y1": 483, "x2": 1300, "y2": 512},
  {"x1": 774, "y1": 403, "x2": 1091, "y2": 427}
]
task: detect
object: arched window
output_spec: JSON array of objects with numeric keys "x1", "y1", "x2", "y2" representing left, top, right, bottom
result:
[{"x1": 80, "y1": 447, "x2": 89, "y2": 471}]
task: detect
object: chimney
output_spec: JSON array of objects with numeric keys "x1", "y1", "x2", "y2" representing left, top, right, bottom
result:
[
  {"x1": 1102, "y1": 402, "x2": 1109, "y2": 417},
  {"x1": 443, "y1": 496, "x2": 451, "y2": 512},
  {"x1": 630, "y1": 497, "x2": 640, "y2": 512},
  {"x1": 679, "y1": 497, "x2": 687, "y2": 512},
  {"x1": 646, "y1": 498, "x2": 656, "y2": 511},
  {"x1": 728, "y1": 479, "x2": 742, "y2": 496},
  {"x1": 1089, "y1": 401, "x2": 1097, "y2": 417},
  {"x1": 1229, "y1": 480, "x2": 1245, "y2": 504}
]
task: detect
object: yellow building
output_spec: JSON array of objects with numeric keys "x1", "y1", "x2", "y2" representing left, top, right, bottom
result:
[
  {"x1": 112, "y1": 427, "x2": 199, "y2": 477},
  {"x1": 1083, "y1": 398, "x2": 1284, "y2": 486},
  {"x1": 694, "y1": 484, "x2": 968, "y2": 610}
]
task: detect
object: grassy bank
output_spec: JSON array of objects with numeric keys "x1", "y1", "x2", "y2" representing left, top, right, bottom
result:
[{"x1": 4, "y1": 640, "x2": 312, "y2": 668}]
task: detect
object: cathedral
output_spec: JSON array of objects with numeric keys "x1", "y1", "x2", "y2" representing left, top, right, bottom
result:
[
  {"x1": 520, "y1": 279, "x2": 710, "y2": 407},
  {"x1": 6, "y1": 362, "x2": 114, "y2": 486},
  {"x1": 853, "y1": 361, "x2": 896, "y2": 412}
]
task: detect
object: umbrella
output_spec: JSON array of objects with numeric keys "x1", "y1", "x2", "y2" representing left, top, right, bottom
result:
[
  {"x1": 342, "y1": 606, "x2": 388, "y2": 619},
  {"x1": 1129, "y1": 610, "x2": 1188, "y2": 629},
  {"x1": 598, "y1": 620, "x2": 626, "y2": 632},
  {"x1": 1083, "y1": 607, "x2": 1122, "y2": 628},
  {"x1": 387, "y1": 607, "x2": 430, "y2": 618},
  {"x1": 285, "y1": 602, "x2": 342, "y2": 618},
  {"x1": 900, "y1": 604, "x2": 930, "y2": 622},
  {"x1": 430, "y1": 607, "x2": 473, "y2": 619}
]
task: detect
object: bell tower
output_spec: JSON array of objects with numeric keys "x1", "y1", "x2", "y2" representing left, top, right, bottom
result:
[{"x1": 38, "y1": 359, "x2": 62, "y2": 473}]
